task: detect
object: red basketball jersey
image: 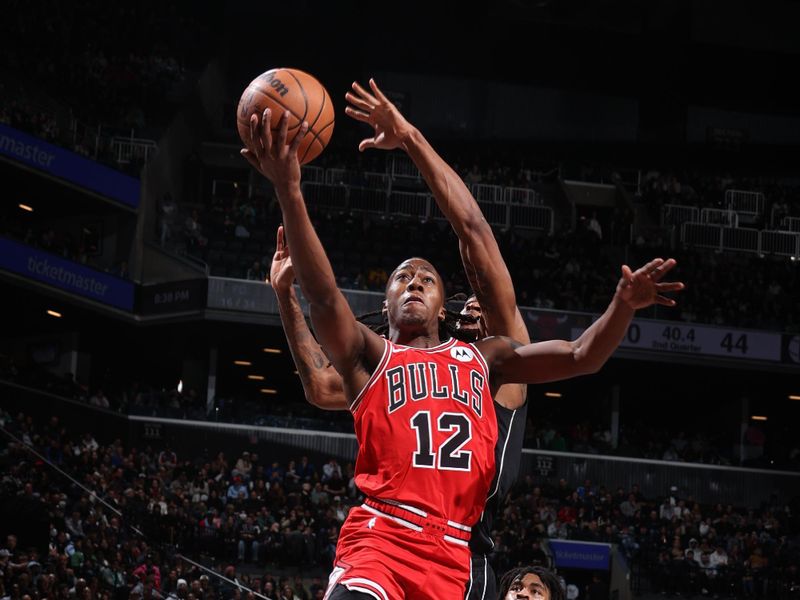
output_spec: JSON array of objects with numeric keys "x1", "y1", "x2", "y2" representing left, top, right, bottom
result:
[{"x1": 350, "y1": 337, "x2": 498, "y2": 528}]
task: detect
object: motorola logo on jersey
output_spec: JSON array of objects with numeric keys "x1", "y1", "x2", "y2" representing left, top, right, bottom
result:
[
  {"x1": 385, "y1": 361, "x2": 485, "y2": 416},
  {"x1": 450, "y1": 347, "x2": 474, "y2": 362}
]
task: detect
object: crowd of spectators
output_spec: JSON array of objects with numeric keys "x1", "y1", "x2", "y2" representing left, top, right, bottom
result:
[
  {"x1": 0, "y1": 408, "x2": 352, "y2": 599},
  {"x1": 1, "y1": 0, "x2": 212, "y2": 177},
  {"x1": 0, "y1": 216, "x2": 130, "y2": 280},
  {"x1": 2, "y1": 408, "x2": 799, "y2": 599},
  {"x1": 2, "y1": 0, "x2": 206, "y2": 135},
  {"x1": 498, "y1": 474, "x2": 800, "y2": 598}
]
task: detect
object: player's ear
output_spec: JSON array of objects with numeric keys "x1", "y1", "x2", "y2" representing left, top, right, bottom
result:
[
  {"x1": 438, "y1": 306, "x2": 446, "y2": 322},
  {"x1": 382, "y1": 300, "x2": 388, "y2": 315}
]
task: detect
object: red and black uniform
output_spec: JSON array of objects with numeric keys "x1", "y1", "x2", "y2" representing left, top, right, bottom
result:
[{"x1": 326, "y1": 337, "x2": 497, "y2": 600}]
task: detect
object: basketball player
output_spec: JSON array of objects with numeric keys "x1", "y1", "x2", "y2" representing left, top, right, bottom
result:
[
  {"x1": 241, "y1": 108, "x2": 682, "y2": 600},
  {"x1": 272, "y1": 74, "x2": 531, "y2": 595},
  {"x1": 270, "y1": 235, "x2": 523, "y2": 600},
  {"x1": 498, "y1": 566, "x2": 565, "y2": 600}
]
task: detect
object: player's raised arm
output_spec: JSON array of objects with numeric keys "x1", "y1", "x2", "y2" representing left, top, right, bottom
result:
[
  {"x1": 269, "y1": 225, "x2": 348, "y2": 411},
  {"x1": 479, "y1": 259, "x2": 685, "y2": 387},
  {"x1": 345, "y1": 79, "x2": 520, "y2": 342},
  {"x1": 241, "y1": 110, "x2": 383, "y2": 403}
]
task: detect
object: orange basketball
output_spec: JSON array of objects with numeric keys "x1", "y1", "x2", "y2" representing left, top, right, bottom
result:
[{"x1": 237, "y1": 68, "x2": 335, "y2": 165}]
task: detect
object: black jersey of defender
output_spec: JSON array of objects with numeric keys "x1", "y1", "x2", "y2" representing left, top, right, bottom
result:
[{"x1": 469, "y1": 397, "x2": 528, "y2": 554}]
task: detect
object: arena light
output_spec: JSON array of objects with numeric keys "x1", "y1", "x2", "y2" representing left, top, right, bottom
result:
[
  {"x1": 46, "y1": 309, "x2": 62, "y2": 318},
  {"x1": 262, "y1": 348, "x2": 282, "y2": 354},
  {"x1": 789, "y1": 395, "x2": 800, "y2": 401},
  {"x1": 751, "y1": 415, "x2": 767, "y2": 421},
  {"x1": 233, "y1": 360, "x2": 252, "y2": 366},
  {"x1": 260, "y1": 388, "x2": 278, "y2": 394},
  {"x1": 177, "y1": 380, "x2": 183, "y2": 393},
  {"x1": 544, "y1": 392, "x2": 562, "y2": 398},
  {"x1": 18, "y1": 203, "x2": 34, "y2": 212},
  {"x1": 247, "y1": 375, "x2": 265, "y2": 381}
]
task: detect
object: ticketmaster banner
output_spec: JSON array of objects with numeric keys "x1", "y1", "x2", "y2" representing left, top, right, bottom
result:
[
  {"x1": 0, "y1": 237, "x2": 134, "y2": 311},
  {"x1": 548, "y1": 539, "x2": 610, "y2": 570},
  {"x1": 0, "y1": 124, "x2": 140, "y2": 209}
]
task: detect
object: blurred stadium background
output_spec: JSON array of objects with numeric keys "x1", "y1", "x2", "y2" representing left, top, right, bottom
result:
[{"x1": 1, "y1": 2, "x2": 799, "y2": 598}]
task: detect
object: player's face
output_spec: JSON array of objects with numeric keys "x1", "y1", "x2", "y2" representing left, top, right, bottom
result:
[
  {"x1": 458, "y1": 296, "x2": 484, "y2": 339},
  {"x1": 385, "y1": 258, "x2": 445, "y2": 332},
  {"x1": 505, "y1": 573, "x2": 550, "y2": 600}
]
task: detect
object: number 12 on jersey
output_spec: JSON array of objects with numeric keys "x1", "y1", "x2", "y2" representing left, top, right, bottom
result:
[{"x1": 410, "y1": 411, "x2": 472, "y2": 471}]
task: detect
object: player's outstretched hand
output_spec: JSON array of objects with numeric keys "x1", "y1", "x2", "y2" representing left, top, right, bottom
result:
[
  {"x1": 240, "y1": 109, "x2": 307, "y2": 189},
  {"x1": 345, "y1": 78, "x2": 414, "y2": 152},
  {"x1": 269, "y1": 225, "x2": 294, "y2": 292},
  {"x1": 616, "y1": 258, "x2": 685, "y2": 310}
]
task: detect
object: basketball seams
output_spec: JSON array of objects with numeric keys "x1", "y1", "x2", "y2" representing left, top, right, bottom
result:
[
  {"x1": 307, "y1": 86, "x2": 327, "y2": 131},
  {"x1": 250, "y1": 88, "x2": 304, "y2": 131},
  {"x1": 283, "y1": 69, "x2": 310, "y2": 123},
  {"x1": 299, "y1": 120, "x2": 334, "y2": 164}
]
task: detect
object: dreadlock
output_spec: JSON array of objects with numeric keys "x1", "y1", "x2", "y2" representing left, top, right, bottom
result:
[
  {"x1": 356, "y1": 293, "x2": 477, "y2": 343},
  {"x1": 497, "y1": 565, "x2": 565, "y2": 600}
]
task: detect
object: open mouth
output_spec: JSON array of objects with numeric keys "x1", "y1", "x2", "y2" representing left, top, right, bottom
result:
[{"x1": 403, "y1": 296, "x2": 424, "y2": 305}]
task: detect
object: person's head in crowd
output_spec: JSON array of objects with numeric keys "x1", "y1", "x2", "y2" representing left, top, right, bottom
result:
[
  {"x1": 176, "y1": 578, "x2": 188, "y2": 597},
  {"x1": 498, "y1": 566, "x2": 565, "y2": 600}
]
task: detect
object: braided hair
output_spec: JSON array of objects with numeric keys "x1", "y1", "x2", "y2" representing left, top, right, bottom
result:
[
  {"x1": 356, "y1": 293, "x2": 477, "y2": 343},
  {"x1": 497, "y1": 566, "x2": 565, "y2": 600}
]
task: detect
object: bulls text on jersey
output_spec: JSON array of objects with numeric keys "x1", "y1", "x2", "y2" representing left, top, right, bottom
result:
[{"x1": 384, "y1": 360, "x2": 485, "y2": 417}]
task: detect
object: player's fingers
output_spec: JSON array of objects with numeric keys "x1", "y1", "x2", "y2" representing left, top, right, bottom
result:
[
  {"x1": 289, "y1": 122, "x2": 308, "y2": 156},
  {"x1": 262, "y1": 109, "x2": 273, "y2": 155},
  {"x1": 352, "y1": 81, "x2": 379, "y2": 106},
  {"x1": 249, "y1": 114, "x2": 262, "y2": 156},
  {"x1": 276, "y1": 225, "x2": 284, "y2": 250},
  {"x1": 650, "y1": 258, "x2": 677, "y2": 281},
  {"x1": 358, "y1": 138, "x2": 377, "y2": 152},
  {"x1": 345, "y1": 91, "x2": 373, "y2": 112},
  {"x1": 656, "y1": 281, "x2": 685, "y2": 292},
  {"x1": 621, "y1": 264, "x2": 634, "y2": 283},
  {"x1": 369, "y1": 78, "x2": 390, "y2": 103},
  {"x1": 636, "y1": 258, "x2": 664, "y2": 276},
  {"x1": 655, "y1": 295, "x2": 677, "y2": 307},
  {"x1": 345, "y1": 106, "x2": 371, "y2": 123},
  {"x1": 276, "y1": 110, "x2": 290, "y2": 155}
]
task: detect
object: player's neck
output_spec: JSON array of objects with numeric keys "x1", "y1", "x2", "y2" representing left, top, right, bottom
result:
[{"x1": 389, "y1": 328, "x2": 442, "y2": 349}]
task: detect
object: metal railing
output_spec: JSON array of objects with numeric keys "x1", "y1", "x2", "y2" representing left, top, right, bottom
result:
[
  {"x1": 364, "y1": 171, "x2": 391, "y2": 191},
  {"x1": 761, "y1": 230, "x2": 800, "y2": 257},
  {"x1": 389, "y1": 152, "x2": 422, "y2": 181},
  {"x1": 681, "y1": 222, "x2": 800, "y2": 257},
  {"x1": 300, "y1": 165, "x2": 325, "y2": 184},
  {"x1": 780, "y1": 216, "x2": 800, "y2": 233},
  {"x1": 661, "y1": 204, "x2": 699, "y2": 228},
  {"x1": 469, "y1": 183, "x2": 504, "y2": 204},
  {"x1": 391, "y1": 191, "x2": 431, "y2": 219},
  {"x1": 721, "y1": 226, "x2": 759, "y2": 254},
  {"x1": 300, "y1": 182, "x2": 347, "y2": 210},
  {"x1": 725, "y1": 189, "x2": 764, "y2": 218},
  {"x1": 681, "y1": 222, "x2": 723, "y2": 250},
  {"x1": 111, "y1": 136, "x2": 158, "y2": 165},
  {"x1": 348, "y1": 186, "x2": 388, "y2": 214},
  {"x1": 700, "y1": 207, "x2": 739, "y2": 227},
  {"x1": 504, "y1": 186, "x2": 541, "y2": 205},
  {"x1": 301, "y1": 183, "x2": 553, "y2": 233},
  {"x1": 511, "y1": 205, "x2": 554, "y2": 234}
]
